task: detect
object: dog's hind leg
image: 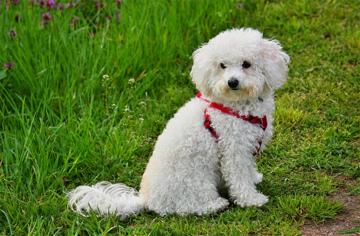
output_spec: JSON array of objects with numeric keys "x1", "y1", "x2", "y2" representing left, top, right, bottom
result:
[
  {"x1": 141, "y1": 152, "x2": 229, "y2": 216},
  {"x1": 173, "y1": 168, "x2": 230, "y2": 215}
]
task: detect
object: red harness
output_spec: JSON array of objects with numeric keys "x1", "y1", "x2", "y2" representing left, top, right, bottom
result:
[{"x1": 196, "y1": 92, "x2": 267, "y2": 155}]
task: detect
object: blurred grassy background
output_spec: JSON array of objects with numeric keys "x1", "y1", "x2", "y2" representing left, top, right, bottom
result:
[{"x1": 0, "y1": 0, "x2": 359, "y2": 234}]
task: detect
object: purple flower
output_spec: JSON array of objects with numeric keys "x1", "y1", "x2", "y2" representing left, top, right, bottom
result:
[
  {"x1": 39, "y1": 0, "x2": 46, "y2": 8},
  {"x1": 41, "y1": 12, "x2": 52, "y2": 26},
  {"x1": 12, "y1": 0, "x2": 20, "y2": 5},
  {"x1": 9, "y1": 29, "x2": 16, "y2": 39},
  {"x1": 47, "y1": 0, "x2": 55, "y2": 8},
  {"x1": 95, "y1": 1, "x2": 103, "y2": 10},
  {"x1": 116, "y1": 0, "x2": 122, "y2": 8},
  {"x1": 4, "y1": 62, "x2": 14, "y2": 70}
]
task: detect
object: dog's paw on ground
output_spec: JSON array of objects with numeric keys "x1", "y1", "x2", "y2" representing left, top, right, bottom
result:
[
  {"x1": 235, "y1": 192, "x2": 268, "y2": 207},
  {"x1": 302, "y1": 190, "x2": 360, "y2": 236}
]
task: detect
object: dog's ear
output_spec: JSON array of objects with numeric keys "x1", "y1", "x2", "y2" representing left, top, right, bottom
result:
[
  {"x1": 260, "y1": 39, "x2": 290, "y2": 90},
  {"x1": 190, "y1": 44, "x2": 213, "y2": 95}
]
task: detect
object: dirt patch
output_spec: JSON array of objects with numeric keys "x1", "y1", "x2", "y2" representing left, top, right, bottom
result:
[{"x1": 302, "y1": 191, "x2": 360, "y2": 236}]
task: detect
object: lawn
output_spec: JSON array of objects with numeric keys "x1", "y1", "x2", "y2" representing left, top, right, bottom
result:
[{"x1": 1, "y1": 0, "x2": 359, "y2": 235}]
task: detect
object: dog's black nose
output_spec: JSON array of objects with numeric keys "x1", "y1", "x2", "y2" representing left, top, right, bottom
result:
[{"x1": 228, "y1": 78, "x2": 239, "y2": 89}]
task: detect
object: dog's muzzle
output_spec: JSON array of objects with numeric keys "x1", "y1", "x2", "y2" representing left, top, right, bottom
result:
[{"x1": 228, "y1": 78, "x2": 240, "y2": 90}]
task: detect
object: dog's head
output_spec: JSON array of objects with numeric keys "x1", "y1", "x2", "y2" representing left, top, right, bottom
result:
[{"x1": 190, "y1": 28, "x2": 290, "y2": 102}]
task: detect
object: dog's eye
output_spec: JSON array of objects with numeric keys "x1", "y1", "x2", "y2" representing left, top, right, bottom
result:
[
  {"x1": 220, "y1": 63, "x2": 226, "y2": 69},
  {"x1": 242, "y1": 61, "x2": 251, "y2": 69}
]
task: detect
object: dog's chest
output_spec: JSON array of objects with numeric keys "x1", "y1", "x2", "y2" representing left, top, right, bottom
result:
[{"x1": 207, "y1": 109, "x2": 266, "y2": 150}]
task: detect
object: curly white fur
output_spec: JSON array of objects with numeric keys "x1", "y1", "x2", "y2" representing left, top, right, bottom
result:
[
  {"x1": 68, "y1": 182, "x2": 144, "y2": 219},
  {"x1": 68, "y1": 28, "x2": 290, "y2": 218}
]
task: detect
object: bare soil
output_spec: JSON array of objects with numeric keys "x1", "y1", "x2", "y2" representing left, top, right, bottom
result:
[{"x1": 302, "y1": 190, "x2": 360, "y2": 236}]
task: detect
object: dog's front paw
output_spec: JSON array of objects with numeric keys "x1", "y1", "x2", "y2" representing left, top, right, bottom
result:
[
  {"x1": 207, "y1": 197, "x2": 229, "y2": 213},
  {"x1": 254, "y1": 172, "x2": 263, "y2": 184},
  {"x1": 234, "y1": 192, "x2": 268, "y2": 207}
]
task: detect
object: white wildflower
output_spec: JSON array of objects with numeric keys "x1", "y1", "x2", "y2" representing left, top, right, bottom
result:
[
  {"x1": 128, "y1": 78, "x2": 135, "y2": 84},
  {"x1": 124, "y1": 105, "x2": 130, "y2": 112}
]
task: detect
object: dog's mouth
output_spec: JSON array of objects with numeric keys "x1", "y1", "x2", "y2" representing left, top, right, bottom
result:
[
  {"x1": 226, "y1": 85, "x2": 256, "y2": 96},
  {"x1": 213, "y1": 81, "x2": 258, "y2": 102}
]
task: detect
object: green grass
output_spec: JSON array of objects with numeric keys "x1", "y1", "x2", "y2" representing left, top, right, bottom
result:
[{"x1": 1, "y1": 0, "x2": 359, "y2": 235}]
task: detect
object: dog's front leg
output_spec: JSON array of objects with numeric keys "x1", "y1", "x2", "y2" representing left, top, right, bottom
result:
[{"x1": 220, "y1": 144, "x2": 268, "y2": 207}]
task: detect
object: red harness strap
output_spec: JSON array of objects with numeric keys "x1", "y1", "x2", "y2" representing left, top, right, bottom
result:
[
  {"x1": 204, "y1": 108, "x2": 219, "y2": 139},
  {"x1": 196, "y1": 92, "x2": 267, "y2": 155}
]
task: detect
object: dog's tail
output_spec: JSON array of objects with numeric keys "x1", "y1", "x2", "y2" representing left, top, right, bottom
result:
[{"x1": 68, "y1": 181, "x2": 145, "y2": 219}]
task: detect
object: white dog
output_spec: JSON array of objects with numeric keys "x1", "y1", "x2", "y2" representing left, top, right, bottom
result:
[{"x1": 68, "y1": 28, "x2": 290, "y2": 218}]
